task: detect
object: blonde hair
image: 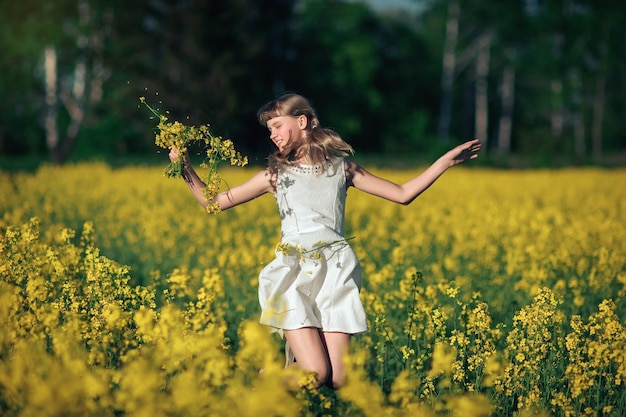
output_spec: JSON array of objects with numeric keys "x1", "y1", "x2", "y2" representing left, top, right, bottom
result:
[{"x1": 257, "y1": 93, "x2": 354, "y2": 174}]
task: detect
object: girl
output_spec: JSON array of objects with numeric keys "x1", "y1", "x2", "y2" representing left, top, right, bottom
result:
[{"x1": 169, "y1": 93, "x2": 481, "y2": 389}]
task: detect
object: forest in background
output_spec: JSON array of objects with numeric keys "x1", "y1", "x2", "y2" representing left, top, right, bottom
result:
[{"x1": 1, "y1": 0, "x2": 625, "y2": 169}]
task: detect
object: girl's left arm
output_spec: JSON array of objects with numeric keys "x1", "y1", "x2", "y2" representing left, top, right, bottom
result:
[
  {"x1": 347, "y1": 139, "x2": 481, "y2": 205},
  {"x1": 170, "y1": 147, "x2": 274, "y2": 211}
]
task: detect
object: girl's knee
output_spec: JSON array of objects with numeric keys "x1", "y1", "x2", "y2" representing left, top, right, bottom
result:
[
  {"x1": 312, "y1": 365, "x2": 330, "y2": 388},
  {"x1": 301, "y1": 365, "x2": 345, "y2": 390},
  {"x1": 316, "y1": 365, "x2": 344, "y2": 389}
]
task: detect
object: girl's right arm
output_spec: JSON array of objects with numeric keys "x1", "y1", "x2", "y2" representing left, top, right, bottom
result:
[
  {"x1": 169, "y1": 147, "x2": 274, "y2": 211},
  {"x1": 346, "y1": 139, "x2": 481, "y2": 205}
]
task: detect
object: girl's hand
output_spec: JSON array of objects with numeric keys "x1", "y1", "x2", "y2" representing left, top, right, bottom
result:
[
  {"x1": 446, "y1": 139, "x2": 482, "y2": 166},
  {"x1": 169, "y1": 147, "x2": 180, "y2": 162},
  {"x1": 168, "y1": 147, "x2": 190, "y2": 165}
]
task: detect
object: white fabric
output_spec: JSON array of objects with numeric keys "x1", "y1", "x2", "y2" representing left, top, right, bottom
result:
[{"x1": 258, "y1": 157, "x2": 368, "y2": 334}]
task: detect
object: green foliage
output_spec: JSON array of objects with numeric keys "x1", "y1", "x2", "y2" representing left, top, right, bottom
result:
[{"x1": 1, "y1": 0, "x2": 625, "y2": 163}]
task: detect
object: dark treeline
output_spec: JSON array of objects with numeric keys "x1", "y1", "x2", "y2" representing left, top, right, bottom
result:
[{"x1": 0, "y1": 0, "x2": 624, "y2": 167}]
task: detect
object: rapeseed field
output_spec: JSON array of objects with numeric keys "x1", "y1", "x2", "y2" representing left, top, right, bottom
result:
[{"x1": 1, "y1": 162, "x2": 624, "y2": 416}]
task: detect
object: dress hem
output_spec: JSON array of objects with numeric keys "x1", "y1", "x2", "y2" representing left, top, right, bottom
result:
[{"x1": 261, "y1": 321, "x2": 369, "y2": 336}]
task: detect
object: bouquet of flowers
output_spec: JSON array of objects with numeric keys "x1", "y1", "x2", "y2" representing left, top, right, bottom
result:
[{"x1": 140, "y1": 97, "x2": 248, "y2": 214}]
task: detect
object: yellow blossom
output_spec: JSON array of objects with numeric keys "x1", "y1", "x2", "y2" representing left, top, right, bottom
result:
[{"x1": 140, "y1": 97, "x2": 248, "y2": 214}]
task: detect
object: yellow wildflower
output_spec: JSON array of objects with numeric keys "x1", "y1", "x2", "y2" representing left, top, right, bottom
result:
[{"x1": 140, "y1": 97, "x2": 248, "y2": 214}]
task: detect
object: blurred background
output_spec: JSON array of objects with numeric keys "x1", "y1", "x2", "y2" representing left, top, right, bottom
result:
[{"x1": 1, "y1": 0, "x2": 624, "y2": 169}]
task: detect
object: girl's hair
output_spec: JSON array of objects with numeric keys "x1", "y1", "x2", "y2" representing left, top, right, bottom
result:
[{"x1": 257, "y1": 93, "x2": 354, "y2": 174}]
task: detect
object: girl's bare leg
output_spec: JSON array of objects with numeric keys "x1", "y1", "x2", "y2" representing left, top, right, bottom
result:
[
  {"x1": 321, "y1": 332, "x2": 351, "y2": 389},
  {"x1": 283, "y1": 328, "x2": 351, "y2": 389},
  {"x1": 283, "y1": 327, "x2": 331, "y2": 387}
]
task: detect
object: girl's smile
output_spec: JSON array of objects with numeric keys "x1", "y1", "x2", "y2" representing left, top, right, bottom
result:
[{"x1": 267, "y1": 115, "x2": 306, "y2": 152}]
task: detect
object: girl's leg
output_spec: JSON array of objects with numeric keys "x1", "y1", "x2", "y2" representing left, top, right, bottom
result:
[
  {"x1": 321, "y1": 332, "x2": 351, "y2": 389},
  {"x1": 283, "y1": 327, "x2": 331, "y2": 387}
]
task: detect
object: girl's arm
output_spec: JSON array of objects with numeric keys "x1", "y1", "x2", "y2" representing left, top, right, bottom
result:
[
  {"x1": 169, "y1": 148, "x2": 274, "y2": 211},
  {"x1": 346, "y1": 139, "x2": 481, "y2": 205}
]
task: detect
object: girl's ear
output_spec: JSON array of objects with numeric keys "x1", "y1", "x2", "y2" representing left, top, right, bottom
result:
[{"x1": 297, "y1": 115, "x2": 308, "y2": 129}]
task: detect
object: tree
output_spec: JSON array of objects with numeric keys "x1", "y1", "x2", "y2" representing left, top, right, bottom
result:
[
  {"x1": 2, "y1": 0, "x2": 624, "y2": 164},
  {"x1": 496, "y1": 49, "x2": 516, "y2": 154},
  {"x1": 516, "y1": 0, "x2": 626, "y2": 161},
  {"x1": 285, "y1": 0, "x2": 436, "y2": 154},
  {"x1": 583, "y1": 0, "x2": 625, "y2": 162},
  {"x1": 107, "y1": 0, "x2": 297, "y2": 157},
  {"x1": 286, "y1": 0, "x2": 383, "y2": 145},
  {"x1": 437, "y1": 0, "x2": 459, "y2": 142},
  {"x1": 43, "y1": 0, "x2": 111, "y2": 164},
  {"x1": 427, "y1": 0, "x2": 526, "y2": 152},
  {"x1": 0, "y1": 1, "x2": 59, "y2": 156},
  {"x1": 0, "y1": 0, "x2": 112, "y2": 163}
]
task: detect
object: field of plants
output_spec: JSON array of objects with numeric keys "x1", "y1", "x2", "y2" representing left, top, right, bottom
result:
[{"x1": 1, "y1": 162, "x2": 625, "y2": 416}]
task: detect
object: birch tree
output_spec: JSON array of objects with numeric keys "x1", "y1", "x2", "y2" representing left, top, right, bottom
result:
[
  {"x1": 473, "y1": 31, "x2": 492, "y2": 148},
  {"x1": 496, "y1": 52, "x2": 516, "y2": 154},
  {"x1": 43, "y1": 0, "x2": 110, "y2": 164},
  {"x1": 437, "y1": 0, "x2": 459, "y2": 141}
]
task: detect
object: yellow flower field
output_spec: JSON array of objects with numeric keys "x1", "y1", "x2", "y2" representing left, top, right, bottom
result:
[{"x1": 1, "y1": 162, "x2": 625, "y2": 416}]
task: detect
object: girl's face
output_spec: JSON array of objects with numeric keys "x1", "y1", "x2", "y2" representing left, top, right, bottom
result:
[{"x1": 266, "y1": 115, "x2": 307, "y2": 152}]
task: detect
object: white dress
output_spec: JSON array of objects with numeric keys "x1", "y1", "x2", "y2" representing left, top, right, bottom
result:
[{"x1": 258, "y1": 157, "x2": 368, "y2": 335}]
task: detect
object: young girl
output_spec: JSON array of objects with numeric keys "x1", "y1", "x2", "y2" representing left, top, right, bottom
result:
[{"x1": 169, "y1": 93, "x2": 481, "y2": 389}]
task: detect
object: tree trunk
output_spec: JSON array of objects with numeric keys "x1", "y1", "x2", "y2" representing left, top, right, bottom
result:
[
  {"x1": 591, "y1": 45, "x2": 607, "y2": 163},
  {"x1": 56, "y1": 58, "x2": 87, "y2": 163},
  {"x1": 497, "y1": 63, "x2": 515, "y2": 154},
  {"x1": 550, "y1": 79, "x2": 564, "y2": 136},
  {"x1": 568, "y1": 68, "x2": 586, "y2": 159},
  {"x1": 437, "y1": 0, "x2": 459, "y2": 141},
  {"x1": 44, "y1": 47, "x2": 59, "y2": 158},
  {"x1": 474, "y1": 32, "x2": 492, "y2": 148},
  {"x1": 550, "y1": 33, "x2": 564, "y2": 137}
]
